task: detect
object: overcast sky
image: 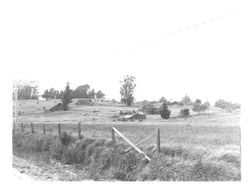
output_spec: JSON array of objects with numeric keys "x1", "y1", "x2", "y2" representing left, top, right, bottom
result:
[{"x1": 3, "y1": 0, "x2": 249, "y2": 104}]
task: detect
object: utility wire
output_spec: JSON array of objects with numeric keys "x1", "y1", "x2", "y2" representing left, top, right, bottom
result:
[{"x1": 113, "y1": 12, "x2": 232, "y2": 56}]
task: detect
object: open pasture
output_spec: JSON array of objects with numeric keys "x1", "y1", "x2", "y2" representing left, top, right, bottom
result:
[
  {"x1": 16, "y1": 100, "x2": 240, "y2": 127},
  {"x1": 13, "y1": 99, "x2": 241, "y2": 181}
]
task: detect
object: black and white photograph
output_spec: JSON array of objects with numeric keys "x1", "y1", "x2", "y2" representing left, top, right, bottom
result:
[{"x1": 1, "y1": 0, "x2": 250, "y2": 195}]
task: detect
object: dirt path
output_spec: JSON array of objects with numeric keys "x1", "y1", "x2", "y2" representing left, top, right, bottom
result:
[{"x1": 12, "y1": 156, "x2": 89, "y2": 181}]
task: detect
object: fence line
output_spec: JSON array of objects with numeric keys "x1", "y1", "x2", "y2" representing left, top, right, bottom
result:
[
  {"x1": 21, "y1": 123, "x2": 24, "y2": 132},
  {"x1": 43, "y1": 124, "x2": 46, "y2": 135},
  {"x1": 31, "y1": 123, "x2": 34, "y2": 133},
  {"x1": 78, "y1": 122, "x2": 82, "y2": 139},
  {"x1": 58, "y1": 123, "x2": 61, "y2": 137},
  {"x1": 13, "y1": 122, "x2": 162, "y2": 159}
]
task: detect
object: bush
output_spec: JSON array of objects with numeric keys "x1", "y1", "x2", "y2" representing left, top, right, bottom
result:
[
  {"x1": 180, "y1": 109, "x2": 190, "y2": 118},
  {"x1": 140, "y1": 102, "x2": 160, "y2": 114},
  {"x1": 60, "y1": 132, "x2": 75, "y2": 146},
  {"x1": 193, "y1": 102, "x2": 209, "y2": 114},
  {"x1": 214, "y1": 99, "x2": 240, "y2": 110},
  {"x1": 12, "y1": 132, "x2": 240, "y2": 181}
]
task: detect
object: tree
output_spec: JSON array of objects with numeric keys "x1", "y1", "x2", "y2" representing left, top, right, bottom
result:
[
  {"x1": 192, "y1": 103, "x2": 201, "y2": 114},
  {"x1": 72, "y1": 84, "x2": 90, "y2": 98},
  {"x1": 193, "y1": 102, "x2": 209, "y2": 114},
  {"x1": 57, "y1": 90, "x2": 64, "y2": 99},
  {"x1": 160, "y1": 101, "x2": 171, "y2": 119},
  {"x1": 204, "y1": 101, "x2": 210, "y2": 108},
  {"x1": 61, "y1": 82, "x2": 72, "y2": 111},
  {"x1": 214, "y1": 99, "x2": 240, "y2": 110},
  {"x1": 200, "y1": 104, "x2": 209, "y2": 113},
  {"x1": 88, "y1": 89, "x2": 96, "y2": 99},
  {"x1": 181, "y1": 94, "x2": 192, "y2": 105},
  {"x1": 96, "y1": 90, "x2": 105, "y2": 99},
  {"x1": 195, "y1": 99, "x2": 201, "y2": 104},
  {"x1": 42, "y1": 88, "x2": 60, "y2": 100},
  {"x1": 15, "y1": 80, "x2": 39, "y2": 100},
  {"x1": 42, "y1": 89, "x2": 50, "y2": 100},
  {"x1": 159, "y1": 96, "x2": 167, "y2": 103},
  {"x1": 120, "y1": 75, "x2": 136, "y2": 106},
  {"x1": 180, "y1": 109, "x2": 190, "y2": 120}
]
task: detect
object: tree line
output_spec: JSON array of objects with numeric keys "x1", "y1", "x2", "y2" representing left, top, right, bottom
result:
[
  {"x1": 13, "y1": 80, "x2": 105, "y2": 100},
  {"x1": 13, "y1": 78, "x2": 240, "y2": 112},
  {"x1": 13, "y1": 81, "x2": 39, "y2": 100},
  {"x1": 42, "y1": 84, "x2": 105, "y2": 100}
]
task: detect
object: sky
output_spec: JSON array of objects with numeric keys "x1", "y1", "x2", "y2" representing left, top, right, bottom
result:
[{"x1": 2, "y1": 0, "x2": 249, "y2": 104}]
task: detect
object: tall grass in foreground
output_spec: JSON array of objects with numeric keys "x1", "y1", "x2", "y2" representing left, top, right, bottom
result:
[{"x1": 12, "y1": 132, "x2": 240, "y2": 181}]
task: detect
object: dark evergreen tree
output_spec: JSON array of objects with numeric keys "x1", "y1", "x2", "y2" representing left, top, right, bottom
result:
[
  {"x1": 61, "y1": 82, "x2": 72, "y2": 111},
  {"x1": 160, "y1": 101, "x2": 171, "y2": 119}
]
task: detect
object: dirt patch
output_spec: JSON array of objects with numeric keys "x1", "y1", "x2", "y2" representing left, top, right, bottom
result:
[{"x1": 12, "y1": 155, "x2": 88, "y2": 181}]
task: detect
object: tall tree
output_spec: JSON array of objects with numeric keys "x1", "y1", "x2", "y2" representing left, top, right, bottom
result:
[
  {"x1": 160, "y1": 101, "x2": 171, "y2": 119},
  {"x1": 181, "y1": 94, "x2": 192, "y2": 105},
  {"x1": 42, "y1": 89, "x2": 50, "y2": 100},
  {"x1": 120, "y1": 75, "x2": 136, "y2": 106},
  {"x1": 88, "y1": 89, "x2": 96, "y2": 99},
  {"x1": 96, "y1": 90, "x2": 105, "y2": 99},
  {"x1": 15, "y1": 80, "x2": 39, "y2": 100},
  {"x1": 42, "y1": 88, "x2": 60, "y2": 100},
  {"x1": 61, "y1": 82, "x2": 72, "y2": 111},
  {"x1": 194, "y1": 99, "x2": 202, "y2": 104},
  {"x1": 57, "y1": 90, "x2": 64, "y2": 99},
  {"x1": 159, "y1": 96, "x2": 167, "y2": 103},
  {"x1": 72, "y1": 84, "x2": 90, "y2": 98}
]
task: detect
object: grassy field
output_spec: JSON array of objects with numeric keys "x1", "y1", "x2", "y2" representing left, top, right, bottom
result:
[
  {"x1": 12, "y1": 99, "x2": 241, "y2": 181},
  {"x1": 16, "y1": 99, "x2": 240, "y2": 126}
]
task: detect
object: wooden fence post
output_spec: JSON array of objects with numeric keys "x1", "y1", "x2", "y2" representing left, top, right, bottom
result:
[
  {"x1": 156, "y1": 128, "x2": 161, "y2": 153},
  {"x1": 78, "y1": 122, "x2": 82, "y2": 139},
  {"x1": 43, "y1": 124, "x2": 46, "y2": 135},
  {"x1": 31, "y1": 123, "x2": 34, "y2": 133},
  {"x1": 21, "y1": 123, "x2": 24, "y2": 132},
  {"x1": 13, "y1": 122, "x2": 15, "y2": 133},
  {"x1": 111, "y1": 127, "x2": 115, "y2": 143},
  {"x1": 58, "y1": 123, "x2": 61, "y2": 137}
]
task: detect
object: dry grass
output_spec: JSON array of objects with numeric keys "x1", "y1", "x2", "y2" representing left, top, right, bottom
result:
[
  {"x1": 13, "y1": 100, "x2": 241, "y2": 181},
  {"x1": 13, "y1": 130, "x2": 240, "y2": 181},
  {"x1": 15, "y1": 100, "x2": 240, "y2": 127},
  {"x1": 14, "y1": 122, "x2": 240, "y2": 150}
]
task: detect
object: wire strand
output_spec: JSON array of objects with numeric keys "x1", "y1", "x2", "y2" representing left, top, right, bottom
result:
[{"x1": 113, "y1": 12, "x2": 232, "y2": 56}]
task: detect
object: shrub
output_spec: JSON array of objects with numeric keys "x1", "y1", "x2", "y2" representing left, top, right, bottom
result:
[
  {"x1": 214, "y1": 99, "x2": 240, "y2": 110},
  {"x1": 180, "y1": 109, "x2": 190, "y2": 118},
  {"x1": 193, "y1": 102, "x2": 209, "y2": 114},
  {"x1": 60, "y1": 132, "x2": 75, "y2": 146}
]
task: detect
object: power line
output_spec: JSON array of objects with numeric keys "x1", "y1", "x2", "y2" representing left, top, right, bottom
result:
[{"x1": 113, "y1": 12, "x2": 232, "y2": 56}]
